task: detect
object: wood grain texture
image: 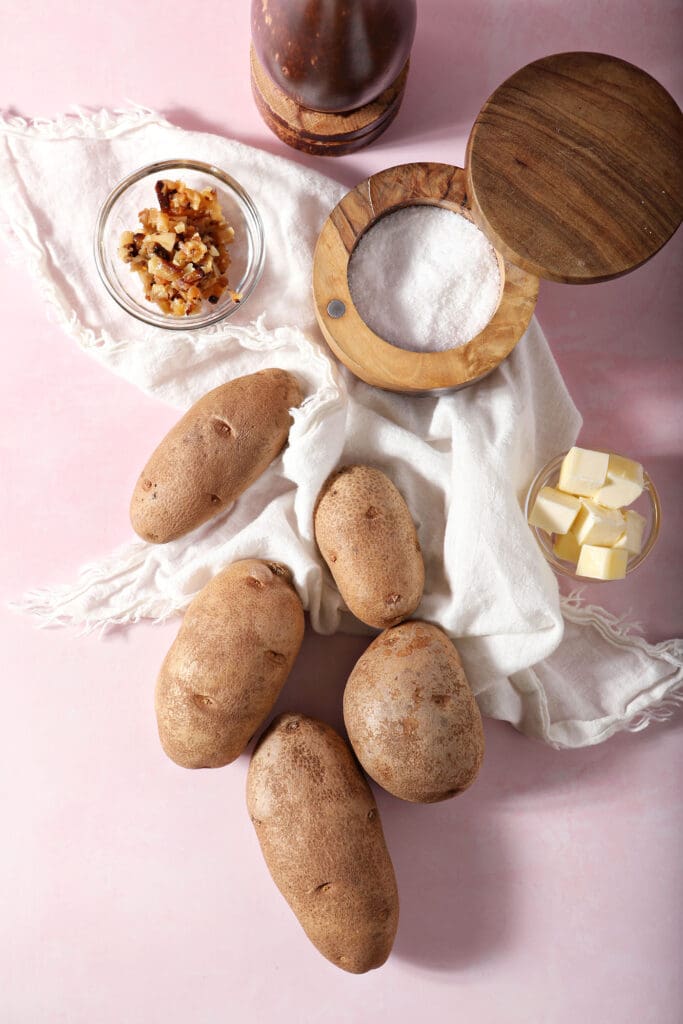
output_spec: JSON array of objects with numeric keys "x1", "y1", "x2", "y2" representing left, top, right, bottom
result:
[
  {"x1": 466, "y1": 51, "x2": 683, "y2": 284},
  {"x1": 250, "y1": 46, "x2": 408, "y2": 156},
  {"x1": 312, "y1": 163, "x2": 539, "y2": 393}
]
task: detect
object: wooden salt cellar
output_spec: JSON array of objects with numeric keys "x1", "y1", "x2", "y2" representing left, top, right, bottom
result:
[
  {"x1": 314, "y1": 163, "x2": 539, "y2": 392},
  {"x1": 313, "y1": 52, "x2": 683, "y2": 392},
  {"x1": 250, "y1": 0, "x2": 417, "y2": 156}
]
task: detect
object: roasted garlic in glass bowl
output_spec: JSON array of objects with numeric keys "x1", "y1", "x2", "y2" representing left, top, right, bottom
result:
[{"x1": 95, "y1": 159, "x2": 265, "y2": 330}]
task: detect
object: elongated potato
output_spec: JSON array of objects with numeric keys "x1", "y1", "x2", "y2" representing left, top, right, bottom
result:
[
  {"x1": 155, "y1": 560, "x2": 304, "y2": 769},
  {"x1": 343, "y1": 621, "x2": 484, "y2": 803},
  {"x1": 314, "y1": 464, "x2": 424, "y2": 628},
  {"x1": 131, "y1": 368, "x2": 302, "y2": 543},
  {"x1": 247, "y1": 713, "x2": 399, "y2": 974}
]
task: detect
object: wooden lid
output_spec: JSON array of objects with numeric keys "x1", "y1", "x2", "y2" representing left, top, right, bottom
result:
[{"x1": 466, "y1": 52, "x2": 683, "y2": 283}]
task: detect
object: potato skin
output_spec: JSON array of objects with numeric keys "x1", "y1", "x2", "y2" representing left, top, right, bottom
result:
[
  {"x1": 131, "y1": 368, "x2": 302, "y2": 543},
  {"x1": 343, "y1": 621, "x2": 485, "y2": 803},
  {"x1": 247, "y1": 713, "x2": 399, "y2": 974},
  {"x1": 155, "y1": 560, "x2": 304, "y2": 769},
  {"x1": 314, "y1": 465, "x2": 424, "y2": 629}
]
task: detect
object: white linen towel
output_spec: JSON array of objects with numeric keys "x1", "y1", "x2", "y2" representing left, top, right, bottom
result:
[{"x1": 1, "y1": 106, "x2": 680, "y2": 749}]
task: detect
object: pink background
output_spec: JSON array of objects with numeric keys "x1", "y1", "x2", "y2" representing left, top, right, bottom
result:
[{"x1": 1, "y1": 2, "x2": 681, "y2": 1021}]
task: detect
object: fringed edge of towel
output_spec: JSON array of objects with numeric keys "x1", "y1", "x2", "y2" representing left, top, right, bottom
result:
[
  {"x1": 0, "y1": 103, "x2": 171, "y2": 140},
  {"x1": 7, "y1": 540, "x2": 177, "y2": 637},
  {"x1": 625, "y1": 687, "x2": 683, "y2": 729},
  {"x1": 561, "y1": 589, "x2": 683, "y2": 734}
]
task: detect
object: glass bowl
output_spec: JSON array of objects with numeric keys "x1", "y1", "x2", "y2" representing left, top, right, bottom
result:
[
  {"x1": 94, "y1": 159, "x2": 265, "y2": 330},
  {"x1": 525, "y1": 450, "x2": 661, "y2": 580}
]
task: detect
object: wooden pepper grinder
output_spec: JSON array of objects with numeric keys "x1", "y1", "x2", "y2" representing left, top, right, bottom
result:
[{"x1": 250, "y1": 0, "x2": 417, "y2": 155}]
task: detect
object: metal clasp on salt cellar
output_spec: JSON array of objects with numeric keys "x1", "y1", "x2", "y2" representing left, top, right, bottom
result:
[{"x1": 327, "y1": 299, "x2": 346, "y2": 318}]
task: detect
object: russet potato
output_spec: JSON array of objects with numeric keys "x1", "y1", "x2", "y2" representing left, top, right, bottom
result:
[
  {"x1": 131, "y1": 368, "x2": 302, "y2": 543},
  {"x1": 314, "y1": 464, "x2": 424, "y2": 628},
  {"x1": 155, "y1": 560, "x2": 304, "y2": 769},
  {"x1": 343, "y1": 620, "x2": 484, "y2": 802},
  {"x1": 247, "y1": 713, "x2": 399, "y2": 973}
]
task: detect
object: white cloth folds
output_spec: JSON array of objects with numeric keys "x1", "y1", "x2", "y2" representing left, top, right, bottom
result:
[{"x1": 1, "y1": 107, "x2": 681, "y2": 748}]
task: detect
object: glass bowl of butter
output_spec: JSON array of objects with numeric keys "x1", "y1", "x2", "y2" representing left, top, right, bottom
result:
[{"x1": 525, "y1": 447, "x2": 661, "y2": 581}]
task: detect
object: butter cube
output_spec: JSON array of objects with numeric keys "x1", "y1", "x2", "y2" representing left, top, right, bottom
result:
[
  {"x1": 613, "y1": 509, "x2": 647, "y2": 555},
  {"x1": 572, "y1": 499, "x2": 625, "y2": 546},
  {"x1": 553, "y1": 531, "x2": 581, "y2": 563},
  {"x1": 558, "y1": 446, "x2": 609, "y2": 497},
  {"x1": 576, "y1": 544, "x2": 628, "y2": 580},
  {"x1": 595, "y1": 453, "x2": 644, "y2": 508},
  {"x1": 528, "y1": 487, "x2": 581, "y2": 535}
]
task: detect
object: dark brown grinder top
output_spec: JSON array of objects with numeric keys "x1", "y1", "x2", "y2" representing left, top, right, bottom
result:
[{"x1": 251, "y1": 0, "x2": 416, "y2": 113}]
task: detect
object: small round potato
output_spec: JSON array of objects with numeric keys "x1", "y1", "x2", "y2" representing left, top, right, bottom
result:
[
  {"x1": 131, "y1": 368, "x2": 302, "y2": 543},
  {"x1": 314, "y1": 464, "x2": 424, "y2": 629},
  {"x1": 155, "y1": 560, "x2": 304, "y2": 769},
  {"x1": 343, "y1": 621, "x2": 484, "y2": 803},
  {"x1": 247, "y1": 713, "x2": 399, "y2": 974}
]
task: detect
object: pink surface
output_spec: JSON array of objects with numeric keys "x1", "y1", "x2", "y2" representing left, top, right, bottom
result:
[{"x1": 1, "y1": 1, "x2": 681, "y2": 1021}]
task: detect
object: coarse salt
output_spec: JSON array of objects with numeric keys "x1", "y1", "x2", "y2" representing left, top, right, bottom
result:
[{"x1": 347, "y1": 205, "x2": 501, "y2": 353}]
